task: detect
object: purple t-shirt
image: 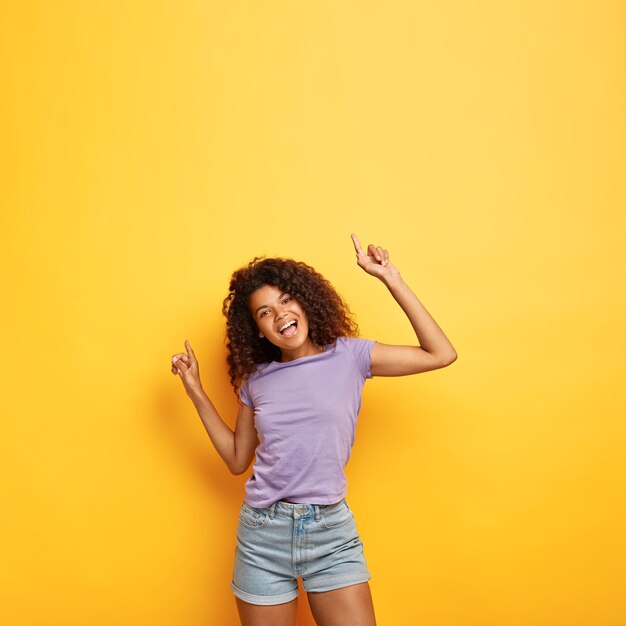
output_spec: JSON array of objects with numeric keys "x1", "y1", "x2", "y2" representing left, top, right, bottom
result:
[{"x1": 239, "y1": 336, "x2": 377, "y2": 508}]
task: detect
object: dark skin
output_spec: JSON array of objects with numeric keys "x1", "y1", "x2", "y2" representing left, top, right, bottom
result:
[
  {"x1": 248, "y1": 285, "x2": 323, "y2": 362},
  {"x1": 170, "y1": 233, "x2": 457, "y2": 626}
]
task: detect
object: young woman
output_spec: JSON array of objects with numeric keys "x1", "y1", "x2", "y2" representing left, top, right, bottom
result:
[{"x1": 171, "y1": 233, "x2": 457, "y2": 626}]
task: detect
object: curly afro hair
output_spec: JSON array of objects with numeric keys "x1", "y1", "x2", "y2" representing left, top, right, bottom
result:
[{"x1": 221, "y1": 256, "x2": 360, "y2": 397}]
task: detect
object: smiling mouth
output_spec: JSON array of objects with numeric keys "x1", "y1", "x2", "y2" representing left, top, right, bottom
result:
[{"x1": 278, "y1": 320, "x2": 298, "y2": 338}]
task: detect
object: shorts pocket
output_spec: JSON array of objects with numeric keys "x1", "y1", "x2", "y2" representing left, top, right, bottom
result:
[
  {"x1": 320, "y1": 499, "x2": 354, "y2": 530},
  {"x1": 239, "y1": 502, "x2": 269, "y2": 530}
]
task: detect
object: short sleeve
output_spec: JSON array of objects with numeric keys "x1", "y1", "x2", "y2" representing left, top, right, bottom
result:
[
  {"x1": 239, "y1": 377, "x2": 253, "y2": 409},
  {"x1": 342, "y1": 336, "x2": 377, "y2": 380}
]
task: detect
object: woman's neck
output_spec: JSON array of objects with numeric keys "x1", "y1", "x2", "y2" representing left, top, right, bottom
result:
[{"x1": 278, "y1": 339, "x2": 325, "y2": 363}]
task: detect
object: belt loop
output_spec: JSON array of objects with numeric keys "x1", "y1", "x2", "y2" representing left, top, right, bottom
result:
[
  {"x1": 268, "y1": 501, "x2": 277, "y2": 520},
  {"x1": 314, "y1": 504, "x2": 320, "y2": 522}
]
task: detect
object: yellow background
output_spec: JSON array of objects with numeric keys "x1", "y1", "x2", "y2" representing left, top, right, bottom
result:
[{"x1": 1, "y1": 1, "x2": 624, "y2": 624}]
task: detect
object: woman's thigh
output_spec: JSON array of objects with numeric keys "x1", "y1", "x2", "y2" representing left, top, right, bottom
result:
[
  {"x1": 235, "y1": 596, "x2": 298, "y2": 626},
  {"x1": 307, "y1": 582, "x2": 376, "y2": 626}
]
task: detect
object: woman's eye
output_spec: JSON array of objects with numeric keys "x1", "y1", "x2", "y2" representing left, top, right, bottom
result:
[{"x1": 283, "y1": 297, "x2": 290, "y2": 303}]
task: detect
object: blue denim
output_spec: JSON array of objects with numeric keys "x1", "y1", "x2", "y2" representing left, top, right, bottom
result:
[{"x1": 231, "y1": 498, "x2": 371, "y2": 605}]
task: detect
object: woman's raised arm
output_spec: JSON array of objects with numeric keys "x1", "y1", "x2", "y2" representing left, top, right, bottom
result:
[
  {"x1": 350, "y1": 233, "x2": 457, "y2": 376},
  {"x1": 171, "y1": 340, "x2": 240, "y2": 474}
]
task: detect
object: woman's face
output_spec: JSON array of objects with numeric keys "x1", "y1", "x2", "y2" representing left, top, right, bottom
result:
[{"x1": 248, "y1": 284, "x2": 312, "y2": 353}]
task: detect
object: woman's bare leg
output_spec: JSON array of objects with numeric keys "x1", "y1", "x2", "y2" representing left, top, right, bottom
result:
[
  {"x1": 235, "y1": 596, "x2": 298, "y2": 626},
  {"x1": 307, "y1": 582, "x2": 376, "y2": 626}
]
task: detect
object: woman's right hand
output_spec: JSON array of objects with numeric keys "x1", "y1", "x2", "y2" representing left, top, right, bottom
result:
[{"x1": 171, "y1": 340, "x2": 204, "y2": 398}]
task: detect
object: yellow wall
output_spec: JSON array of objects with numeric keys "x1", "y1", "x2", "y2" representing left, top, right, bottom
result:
[{"x1": 1, "y1": 2, "x2": 624, "y2": 624}]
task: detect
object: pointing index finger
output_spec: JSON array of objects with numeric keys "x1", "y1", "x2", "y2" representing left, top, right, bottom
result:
[{"x1": 350, "y1": 233, "x2": 364, "y2": 256}]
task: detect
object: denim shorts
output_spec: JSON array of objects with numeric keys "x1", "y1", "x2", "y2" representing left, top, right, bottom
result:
[{"x1": 231, "y1": 497, "x2": 371, "y2": 605}]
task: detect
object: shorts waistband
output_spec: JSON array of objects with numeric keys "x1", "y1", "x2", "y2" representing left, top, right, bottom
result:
[{"x1": 246, "y1": 498, "x2": 347, "y2": 522}]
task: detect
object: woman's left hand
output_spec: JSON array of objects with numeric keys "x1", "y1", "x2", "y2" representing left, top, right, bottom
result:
[{"x1": 351, "y1": 233, "x2": 401, "y2": 283}]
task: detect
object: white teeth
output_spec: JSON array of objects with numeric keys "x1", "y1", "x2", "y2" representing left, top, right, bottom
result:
[{"x1": 279, "y1": 320, "x2": 296, "y2": 332}]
